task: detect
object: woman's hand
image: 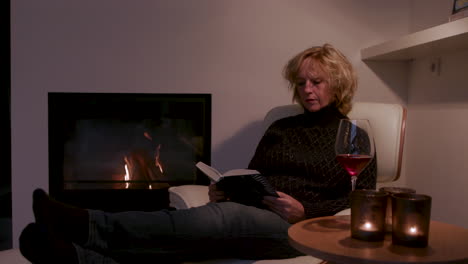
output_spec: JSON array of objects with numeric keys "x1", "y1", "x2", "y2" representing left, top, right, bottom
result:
[
  {"x1": 208, "y1": 183, "x2": 227, "y2": 203},
  {"x1": 262, "y1": 191, "x2": 305, "y2": 224}
]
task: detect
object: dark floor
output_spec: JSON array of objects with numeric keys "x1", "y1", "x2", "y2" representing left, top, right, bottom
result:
[{"x1": 0, "y1": 218, "x2": 12, "y2": 250}]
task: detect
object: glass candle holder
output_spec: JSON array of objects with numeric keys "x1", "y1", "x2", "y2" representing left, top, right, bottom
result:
[
  {"x1": 391, "y1": 193, "x2": 432, "y2": 247},
  {"x1": 379, "y1": 187, "x2": 416, "y2": 232},
  {"x1": 350, "y1": 190, "x2": 388, "y2": 241}
]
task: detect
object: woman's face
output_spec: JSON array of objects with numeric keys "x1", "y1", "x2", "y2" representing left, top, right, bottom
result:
[{"x1": 296, "y1": 57, "x2": 333, "y2": 112}]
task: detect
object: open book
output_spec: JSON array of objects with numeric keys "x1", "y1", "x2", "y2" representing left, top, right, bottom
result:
[{"x1": 195, "y1": 162, "x2": 279, "y2": 207}]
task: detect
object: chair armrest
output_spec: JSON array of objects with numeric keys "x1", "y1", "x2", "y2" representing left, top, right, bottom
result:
[{"x1": 168, "y1": 185, "x2": 210, "y2": 209}]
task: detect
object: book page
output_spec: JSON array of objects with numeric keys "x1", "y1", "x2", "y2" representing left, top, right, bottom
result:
[
  {"x1": 195, "y1": 162, "x2": 222, "y2": 182},
  {"x1": 222, "y1": 169, "x2": 260, "y2": 177}
]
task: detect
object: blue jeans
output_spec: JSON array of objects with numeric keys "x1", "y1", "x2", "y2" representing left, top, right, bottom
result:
[{"x1": 75, "y1": 202, "x2": 303, "y2": 263}]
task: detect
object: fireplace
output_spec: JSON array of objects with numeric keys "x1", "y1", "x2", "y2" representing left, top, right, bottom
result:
[{"x1": 48, "y1": 92, "x2": 211, "y2": 212}]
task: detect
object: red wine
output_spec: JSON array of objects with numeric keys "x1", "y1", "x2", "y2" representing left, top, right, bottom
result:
[{"x1": 336, "y1": 154, "x2": 372, "y2": 177}]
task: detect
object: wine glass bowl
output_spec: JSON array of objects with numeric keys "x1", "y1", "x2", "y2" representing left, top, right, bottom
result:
[{"x1": 335, "y1": 119, "x2": 375, "y2": 191}]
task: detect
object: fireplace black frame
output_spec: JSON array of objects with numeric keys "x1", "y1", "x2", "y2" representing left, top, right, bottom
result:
[{"x1": 48, "y1": 92, "x2": 211, "y2": 212}]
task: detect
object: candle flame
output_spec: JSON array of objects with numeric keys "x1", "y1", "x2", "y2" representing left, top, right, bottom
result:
[{"x1": 409, "y1": 226, "x2": 417, "y2": 234}]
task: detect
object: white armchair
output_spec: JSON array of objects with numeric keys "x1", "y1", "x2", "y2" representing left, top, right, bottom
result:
[{"x1": 169, "y1": 102, "x2": 407, "y2": 264}]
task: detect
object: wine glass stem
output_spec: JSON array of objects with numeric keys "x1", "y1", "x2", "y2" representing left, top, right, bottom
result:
[{"x1": 351, "y1": 176, "x2": 357, "y2": 191}]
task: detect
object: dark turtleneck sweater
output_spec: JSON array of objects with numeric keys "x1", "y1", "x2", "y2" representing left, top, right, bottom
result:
[{"x1": 248, "y1": 105, "x2": 377, "y2": 219}]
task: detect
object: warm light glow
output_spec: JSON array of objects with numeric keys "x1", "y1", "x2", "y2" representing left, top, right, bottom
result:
[
  {"x1": 409, "y1": 226, "x2": 418, "y2": 234},
  {"x1": 149, "y1": 185, "x2": 152, "y2": 190},
  {"x1": 361, "y1": 222, "x2": 376, "y2": 231}
]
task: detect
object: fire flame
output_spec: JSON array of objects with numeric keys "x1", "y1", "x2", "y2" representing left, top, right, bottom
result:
[
  {"x1": 155, "y1": 144, "x2": 164, "y2": 174},
  {"x1": 121, "y1": 132, "x2": 166, "y2": 190},
  {"x1": 144, "y1": 131, "x2": 164, "y2": 175},
  {"x1": 124, "y1": 164, "x2": 130, "y2": 189},
  {"x1": 144, "y1": 132, "x2": 153, "y2": 141}
]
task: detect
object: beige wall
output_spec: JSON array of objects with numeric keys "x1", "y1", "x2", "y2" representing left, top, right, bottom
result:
[
  {"x1": 405, "y1": 0, "x2": 468, "y2": 228},
  {"x1": 11, "y1": 0, "x2": 428, "y2": 247},
  {"x1": 406, "y1": 47, "x2": 468, "y2": 228}
]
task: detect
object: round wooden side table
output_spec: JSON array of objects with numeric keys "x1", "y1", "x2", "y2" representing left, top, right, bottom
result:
[{"x1": 288, "y1": 215, "x2": 468, "y2": 264}]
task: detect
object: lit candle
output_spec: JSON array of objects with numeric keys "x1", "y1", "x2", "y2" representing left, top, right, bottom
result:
[
  {"x1": 379, "y1": 187, "x2": 416, "y2": 232},
  {"x1": 351, "y1": 190, "x2": 387, "y2": 241},
  {"x1": 405, "y1": 225, "x2": 425, "y2": 238},
  {"x1": 409, "y1": 226, "x2": 418, "y2": 235},
  {"x1": 361, "y1": 222, "x2": 377, "y2": 231},
  {"x1": 391, "y1": 193, "x2": 431, "y2": 247}
]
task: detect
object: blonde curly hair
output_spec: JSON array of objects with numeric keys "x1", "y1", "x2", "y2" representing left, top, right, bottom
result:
[{"x1": 283, "y1": 43, "x2": 357, "y2": 115}]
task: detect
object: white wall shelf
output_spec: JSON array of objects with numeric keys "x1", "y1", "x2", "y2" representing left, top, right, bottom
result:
[{"x1": 361, "y1": 17, "x2": 468, "y2": 61}]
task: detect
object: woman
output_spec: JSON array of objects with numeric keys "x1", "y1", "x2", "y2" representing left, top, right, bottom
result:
[
  {"x1": 20, "y1": 43, "x2": 376, "y2": 263},
  {"x1": 247, "y1": 43, "x2": 376, "y2": 221}
]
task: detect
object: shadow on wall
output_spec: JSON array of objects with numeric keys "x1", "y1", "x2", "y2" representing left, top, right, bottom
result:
[
  {"x1": 365, "y1": 50, "x2": 468, "y2": 105},
  {"x1": 407, "y1": 51, "x2": 468, "y2": 104},
  {"x1": 364, "y1": 61, "x2": 410, "y2": 103},
  {"x1": 211, "y1": 120, "x2": 264, "y2": 172}
]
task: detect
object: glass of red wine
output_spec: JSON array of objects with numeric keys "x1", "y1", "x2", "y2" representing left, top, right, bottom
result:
[{"x1": 335, "y1": 119, "x2": 375, "y2": 191}]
